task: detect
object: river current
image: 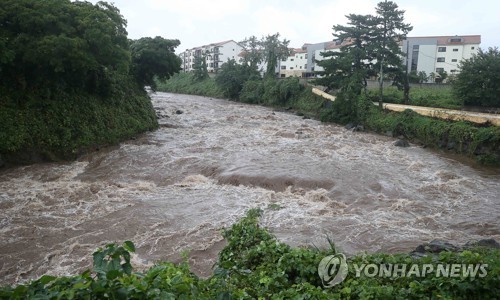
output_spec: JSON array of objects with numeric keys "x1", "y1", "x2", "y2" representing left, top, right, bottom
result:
[{"x1": 1, "y1": 92, "x2": 498, "y2": 284}]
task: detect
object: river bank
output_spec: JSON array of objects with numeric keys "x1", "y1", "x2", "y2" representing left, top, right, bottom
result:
[
  {"x1": 1, "y1": 92, "x2": 499, "y2": 287},
  {"x1": 157, "y1": 74, "x2": 500, "y2": 167}
]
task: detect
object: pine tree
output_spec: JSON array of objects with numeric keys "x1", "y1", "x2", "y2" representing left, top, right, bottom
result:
[{"x1": 373, "y1": 0, "x2": 412, "y2": 108}]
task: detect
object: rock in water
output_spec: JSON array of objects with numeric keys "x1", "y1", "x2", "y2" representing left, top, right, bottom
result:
[{"x1": 394, "y1": 139, "x2": 410, "y2": 147}]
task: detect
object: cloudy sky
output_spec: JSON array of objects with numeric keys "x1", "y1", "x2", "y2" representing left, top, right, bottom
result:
[{"x1": 98, "y1": 0, "x2": 499, "y2": 52}]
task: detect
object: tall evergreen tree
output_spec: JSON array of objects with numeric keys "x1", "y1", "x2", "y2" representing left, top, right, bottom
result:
[
  {"x1": 315, "y1": 14, "x2": 377, "y2": 122},
  {"x1": 373, "y1": 0, "x2": 413, "y2": 108}
]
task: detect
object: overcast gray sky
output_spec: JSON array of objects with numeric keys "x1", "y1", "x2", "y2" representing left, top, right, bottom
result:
[{"x1": 99, "y1": 0, "x2": 499, "y2": 52}]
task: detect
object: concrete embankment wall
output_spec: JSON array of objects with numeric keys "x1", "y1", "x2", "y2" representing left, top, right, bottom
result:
[{"x1": 311, "y1": 87, "x2": 500, "y2": 126}]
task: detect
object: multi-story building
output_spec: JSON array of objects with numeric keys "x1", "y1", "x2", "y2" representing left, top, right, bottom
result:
[
  {"x1": 278, "y1": 48, "x2": 308, "y2": 77},
  {"x1": 180, "y1": 35, "x2": 480, "y2": 81},
  {"x1": 402, "y1": 35, "x2": 481, "y2": 79},
  {"x1": 179, "y1": 40, "x2": 244, "y2": 73}
]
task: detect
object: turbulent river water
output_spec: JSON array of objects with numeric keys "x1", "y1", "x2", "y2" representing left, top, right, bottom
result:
[{"x1": 1, "y1": 92, "x2": 499, "y2": 284}]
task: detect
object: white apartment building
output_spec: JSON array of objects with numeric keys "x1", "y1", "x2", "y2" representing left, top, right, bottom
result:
[
  {"x1": 179, "y1": 40, "x2": 244, "y2": 73},
  {"x1": 312, "y1": 40, "x2": 346, "y2": 73},
  {"x1": 403, "y1": 35, "x2": 481, "y2": 79},
  {"x1": 278, "y1": 48, "x2": 308, "y2": 77}
]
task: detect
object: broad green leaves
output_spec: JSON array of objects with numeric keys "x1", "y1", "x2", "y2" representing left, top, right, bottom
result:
[
  {"x1": 130, "y1": 37, "x2": 182, "y2": 90},
  {"x1": 0, "y1": 0, "x2": 130, "y2": 95},
  {"x1": 453, "y1": 47, "x2": 500, "y2": 107},
  {"x1": 1, "y1": 215, "x2": 499, "y2": 298}
]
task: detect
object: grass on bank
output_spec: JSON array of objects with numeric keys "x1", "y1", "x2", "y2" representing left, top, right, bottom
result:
[
  {"x1": 1, "y1": 209, "x2": 498, "y2": 299},
  {"x1": 367, "y1": 85, "x2": 463, "y2": 110}
]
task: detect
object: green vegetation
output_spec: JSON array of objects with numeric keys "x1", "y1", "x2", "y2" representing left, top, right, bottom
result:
[
  {"x1": 157, "y1": 72, "x2": 225, "y2": 98},
  {"x1": 363, "y1": 109, "x2": 500, "y2": 165},
  {"x1": 2, "y1": 210, "x2": 499, "y2": 299},
  {"x1": 158, "y1": 72, "x2": 500, "y2": 166},
  {"x1": 0, "y1": 0, "x2": 181, "y2": 165},
  {"x1": 367, "y1": 85, "x2": 463, "y2": 109},
  {"x1": 315, "y1": 1, "x2": 412, "y2": 107},
  {"x1": 453, "y1": 47, "x2": 500, "y2": 108},
  {"x1": 130, "y1": 37, "x2": 182, "y2": 91},
  {"x1": 240, "y1": 33, "x2": 291, "y2": 77}
]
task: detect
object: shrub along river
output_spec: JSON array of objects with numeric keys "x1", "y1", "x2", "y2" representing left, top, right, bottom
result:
[{"x1": 1, "y1": 92, "x2": 499, "y2": 284}]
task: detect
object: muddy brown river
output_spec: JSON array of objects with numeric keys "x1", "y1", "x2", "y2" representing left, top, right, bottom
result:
[{"x1": 1, "y1": 92, "x2": 499, "y2": 285}]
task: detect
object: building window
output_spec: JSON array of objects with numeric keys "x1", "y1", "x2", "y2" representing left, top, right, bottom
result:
[
  {"x1": 450, "y1": 38, "x2": 462, "y2": 42},
  {"x1": 436, "y1": 67, "x2": 444, "y2": 73},
  {"x1": 304, "y1": 64, "x2": 307, "y2": 69},
  {"x1": 438, "y1": 47, "x2": 446, "y2": 52},
  {"x1": 453, "y1": 48, "x2": 459, "y2": 52},
  {"x1": 290, "y1": 67, "x2": 294, "y2": 70},
  {"x1": 451, "y1": 59, "x2": 458, "y2": 62},
  {"x1": 210, "y1": 63, "x2": 213, "y2": 67},
  {"x1": 291, "y1": 59, "x2": 294, "y2": 61},
  {"x1": 281, "y1": 66, "x2": 286, "y2": 69},
  {"x1": 437, "y1": 57, "x2": 445, "y2": 62},
  {"x1": 305, "y1": 54, "x2": 308, "y2": 59},
  {"x1": 413, "y1": 45, "x2": 420, "y2": 50},
  {"x1": 471, "y1": 46, "x2": 475, "y2": 50}
]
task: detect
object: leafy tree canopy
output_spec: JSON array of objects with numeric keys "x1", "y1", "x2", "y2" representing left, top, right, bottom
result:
[
  {"x1": 130, "y1": 36, "x2": 181, "y2": 90},
  {"x1": 240, "y1": 33, "x2": 291, "y2": 77},
  {"x1": 0, "y1": 0, "x2": 130, "y2": 95},
  {"x1": 215, "y1": 59, "x2": 259, "y2": 99},
  {"x1": 453, "y1": 47, "x2": 500, "y2": 107}
]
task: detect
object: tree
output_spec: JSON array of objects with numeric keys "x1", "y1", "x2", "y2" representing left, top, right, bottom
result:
[
  {"x1": 373, "y1": 0, "x2": 413, "y2": 109},
  {"x1": 239, "y1": 35, "x2": 263, "y2": 72},
  {"x1": 434, "y1": 70, "x2": 448, "y2": 84},
  {"x1": 240, "y1": 33, "x2": 291, "y2": 77},
  {"x1": 315, "y1": 14, "x2": 377, "y2": 122},
  {"x1": 0, "y1": 0, "x2": 131, "y2": 96},
  {"x1": 453, "y1": 47, "x2": 500, "y2": 107},
  {"x1": 130, "y1": 36, "x2": 182, "y2": 90},
  {"x1": 417, "y1": 71, "x2": 428, "y2": 84},
  {"x1": 428, "y1": 72, "x2": 437, "y2": 83},
  {"x1": 215, "y1": 59, "x2": 258, "y2": 99},
  {"x1": 192, "y1": 54, "x2": 209, "y2": 82},
  {"x1": 262, "y1": 33, "x2": 291, "y2": 77}
]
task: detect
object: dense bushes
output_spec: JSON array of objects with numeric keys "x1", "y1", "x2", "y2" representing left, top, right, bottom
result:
[
  {"x1": 0, "y1": 82, "x2": 158, "y2": 163},
  {"x1": 2, "y1": 210, "x2": 499, "y2": 298},
  {"x1": 0, "y1": 1, "x2": 183, "y2": 165},
  {"x1": 453, "y1": 47, "x2": 500, "y2": 108},
  {"x1": 156, "y1": 72, "x2": 224, "y2": 98},
  {"x1": 364, "y1": 109, "x2": 500, "y2": 165}
]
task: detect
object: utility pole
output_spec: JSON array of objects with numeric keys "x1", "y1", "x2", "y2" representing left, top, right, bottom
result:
[{"x1": 403, "y1": 40, "x2": 410, "y2": 104}]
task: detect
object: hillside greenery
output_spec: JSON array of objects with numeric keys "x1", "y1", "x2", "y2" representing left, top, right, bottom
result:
[
  {"x1": 0, "y1": 0, "x2": 181, "y2": 165},
  {"x1": 1, "y1": 210, "x2": 498, "y2": 299}
]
